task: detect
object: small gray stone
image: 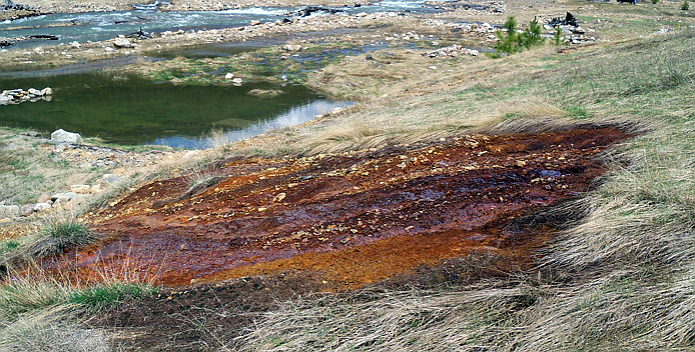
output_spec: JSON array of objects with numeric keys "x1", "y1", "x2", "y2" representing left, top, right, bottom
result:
[
  {"x1": 282, "y1": 44, "x2": 302, "y2": 52},
  {"x1": 37, "y1": 193, "x2": 50, "y2": 203},
  {"x1": 0, "y1": 205, "x2": 19, "y2": 218},
  {"x1": 20, "y1": 204, "x2": 35, "y2": 216},
  {"x1": 40, "y1": 87, "x2": 53, "y2": 96},
  {"x1": 100, "y1": 174, "x2": 123, "y2": 187},
  {"x1": 51, "y1": 192, "x2": 77, "y2": 203},
  {"x1": 34, "y1": 203, "x2": 52, "y2": 212}
]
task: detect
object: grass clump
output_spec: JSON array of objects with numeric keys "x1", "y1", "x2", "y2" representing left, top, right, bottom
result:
[
  {"x1": 29, "y1": 219, "x2": 95, "y2": 258},
  {"x1": 683, "y1": 0, "x2": 689, "y2": 10},
  {"x1": 248, "y1": 89, "x2": 284, "y2": 98},
  {"x1": 69, "y1": 282, "x2": 156, "y2": 311},
  {"x1": 184, "y1": 169, "x2": 225, "y2": 198},
  {"x1": 0, "y1": 240, "x2": 20, "y2": 255},
  {"x1": 0, "y1": 271, "x2": 155, "y2": 352}
]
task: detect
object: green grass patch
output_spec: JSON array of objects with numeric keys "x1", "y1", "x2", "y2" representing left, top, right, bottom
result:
[
  {"x1": 69, "y1": 283, "x2": 156, "y2": 311},
  {"x1": 0, "y1": 240, "x2": 20, "y2": 255},
  {"x1": 563, "y1": 105, "x2": 592, "y2": 119}
]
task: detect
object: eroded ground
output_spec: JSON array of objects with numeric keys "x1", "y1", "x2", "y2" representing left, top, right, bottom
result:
[{"x1": 42, "y1": 127, "x2": 627, "y2": 290}]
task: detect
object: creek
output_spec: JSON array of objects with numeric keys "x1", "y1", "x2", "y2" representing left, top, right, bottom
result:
[
  {"x1": 0, "y1": 0, "x2": 442, "y2": 50},
  {"x1": 0, "y1": 0, "x2": 445, "y2": 148}
]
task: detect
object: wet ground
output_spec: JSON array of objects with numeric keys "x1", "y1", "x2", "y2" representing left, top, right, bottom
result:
[{"x1": 43, "y1": 126, "x2": 627, "y2": 290}]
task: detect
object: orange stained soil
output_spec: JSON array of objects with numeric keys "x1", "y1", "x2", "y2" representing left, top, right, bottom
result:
[{"x1": 45, "y1": 127, "x2": 627, "y2": 289}]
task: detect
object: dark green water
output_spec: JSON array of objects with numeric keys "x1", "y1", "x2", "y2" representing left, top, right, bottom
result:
[{"x1": 0, "y1": 72, "x2": 347, "y2": 148}]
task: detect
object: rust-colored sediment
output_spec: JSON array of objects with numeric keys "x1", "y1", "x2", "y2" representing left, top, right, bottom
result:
[{"x1": 45, "y1": 128, "x2": 627, "y2": 289}]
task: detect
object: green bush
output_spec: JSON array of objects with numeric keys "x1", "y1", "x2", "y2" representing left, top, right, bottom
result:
[
  {"x1": 494, "y1": 17, "x2": 520, "y2": 54},
  {"x1": 651, "y1": 0, "x2": 659, "y2": 4},
  {"x1": 522, "y1": 17, "x2": 544, "y2": 49},
  {"x1": 682, "y1": 0, "x2": 689, "y2": 10},
  {"x1": 494, "y1": 16, "x2": 546, "y2": 55}
]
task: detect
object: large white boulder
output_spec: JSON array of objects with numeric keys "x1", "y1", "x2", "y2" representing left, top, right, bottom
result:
[
  {"x1": 51, "y1": 129, "x2": 83, "y2": 144},
  {"x1": 113, "y1": 38, "x2": 135, "y2": 48}
]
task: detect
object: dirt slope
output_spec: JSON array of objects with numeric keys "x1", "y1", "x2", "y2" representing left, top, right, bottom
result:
[{"x1": 45, "y1": 127, "x2": 627, "y2": 289}]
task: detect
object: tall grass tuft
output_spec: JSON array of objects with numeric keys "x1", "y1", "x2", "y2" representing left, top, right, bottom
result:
[{"x1": 28, "y1": 219, "x2": 96, "y2": 259}]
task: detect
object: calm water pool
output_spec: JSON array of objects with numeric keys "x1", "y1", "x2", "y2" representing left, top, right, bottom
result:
[{"x1": 0, "y1": 72, "x2": 349, "y2": 148}]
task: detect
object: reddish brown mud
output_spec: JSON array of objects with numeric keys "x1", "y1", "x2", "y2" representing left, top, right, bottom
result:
[{"x1": 46, "y1": 127, "x2": 627, "y2": 289}]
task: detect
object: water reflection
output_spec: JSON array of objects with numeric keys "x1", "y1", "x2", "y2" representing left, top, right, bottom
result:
[{"x1": 155, "y1": 100, "x2": 350, "y2": 149}]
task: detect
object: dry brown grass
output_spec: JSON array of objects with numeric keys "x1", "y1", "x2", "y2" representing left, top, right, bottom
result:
[{"x1": 228, "y1": 26, "x2": 695, "y2": 352}]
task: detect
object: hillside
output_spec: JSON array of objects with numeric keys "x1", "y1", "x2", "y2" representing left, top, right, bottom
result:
[{"x1": 1, "y1": 0, "x2": 695, "y2": 350}]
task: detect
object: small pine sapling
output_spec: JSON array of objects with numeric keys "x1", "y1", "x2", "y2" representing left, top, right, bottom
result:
[{"x1": 553, "y1": 26, "x2": 563, "y2": 46}]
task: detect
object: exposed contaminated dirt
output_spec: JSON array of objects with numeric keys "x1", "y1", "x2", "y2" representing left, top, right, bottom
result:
[{"x1": 40, "y1": 127, "x2": 627, "y2": 291}]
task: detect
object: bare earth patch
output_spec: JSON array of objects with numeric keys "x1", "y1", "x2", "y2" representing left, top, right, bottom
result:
[{"x1": 34, "y1": 127, "x2": 629, "y2": 290}]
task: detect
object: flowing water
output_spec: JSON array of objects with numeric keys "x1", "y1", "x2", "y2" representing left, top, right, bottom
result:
[{"x1": 0, "y1": 0, "x2": 443, "y2": 50}]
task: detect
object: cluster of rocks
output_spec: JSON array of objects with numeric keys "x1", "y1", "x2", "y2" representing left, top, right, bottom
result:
[
  {"x1": 0, "y1": 173, "x2": 124, "y2": 222},
  {"x1": 0, "y1": 87, "x2": 53, "y2": 105},
  {"x1": 423, "y1": 44, "x2": 480, "y2": 58},
  {"x1": 14, "y1": 0, "x2": 131, "y2": 14},
  {"x1": 288, "y1": 6, "x2": 345, "y2": 17},
  {"x1": 3, "y1": 9, "x2": 409, "y2": 65},
  {"x1": 125, "y1": 28, "x2": 152, "y2": 40},
  {"x1": 223, "y1": 72, "x2": 243, "y2": 85},
  {"x1": 382, "y1": 31, "x2": 433, "y2": 42},
  {"x1": 159, "y1": 0, "x2": 237, "y2": 11},
  {"x1": 50, "y1": 140, "x2": 176, "y2": 169},
  {"x1": 558, "y1": 31, "x2": 595, "y2": 45},
  {"x1": 113, "y1": 35, "x2": 137, "y2": 49},
  {"x1": 423, "y1": 0, "x2": 505, "y2": 14},
  {"x1": 548, "y1": 12, "x2": 579, "y2": 27},
  {"x1": 424, "y1": 20, "x2": 499, "y2": 43},
  {"x1": 542, "y1": 13, "x2": 596, "y2": 45},
  {"x1": 1, "y1": 0, "x2": 33, "y2": 12},
  {"x1": 42, "y1": 127, "x2": 179, "y2": 168},
  {"x1": 0, "y1": 35, "x2": 59, "y2": 49}
]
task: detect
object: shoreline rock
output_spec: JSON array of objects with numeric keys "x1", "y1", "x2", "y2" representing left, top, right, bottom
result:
[
  {"x1": 50, "y1": 129, "x2": 83, "y2": 144},
  {"x1": 0, "y1": 87, "x2": 53, "y2": 105}
]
